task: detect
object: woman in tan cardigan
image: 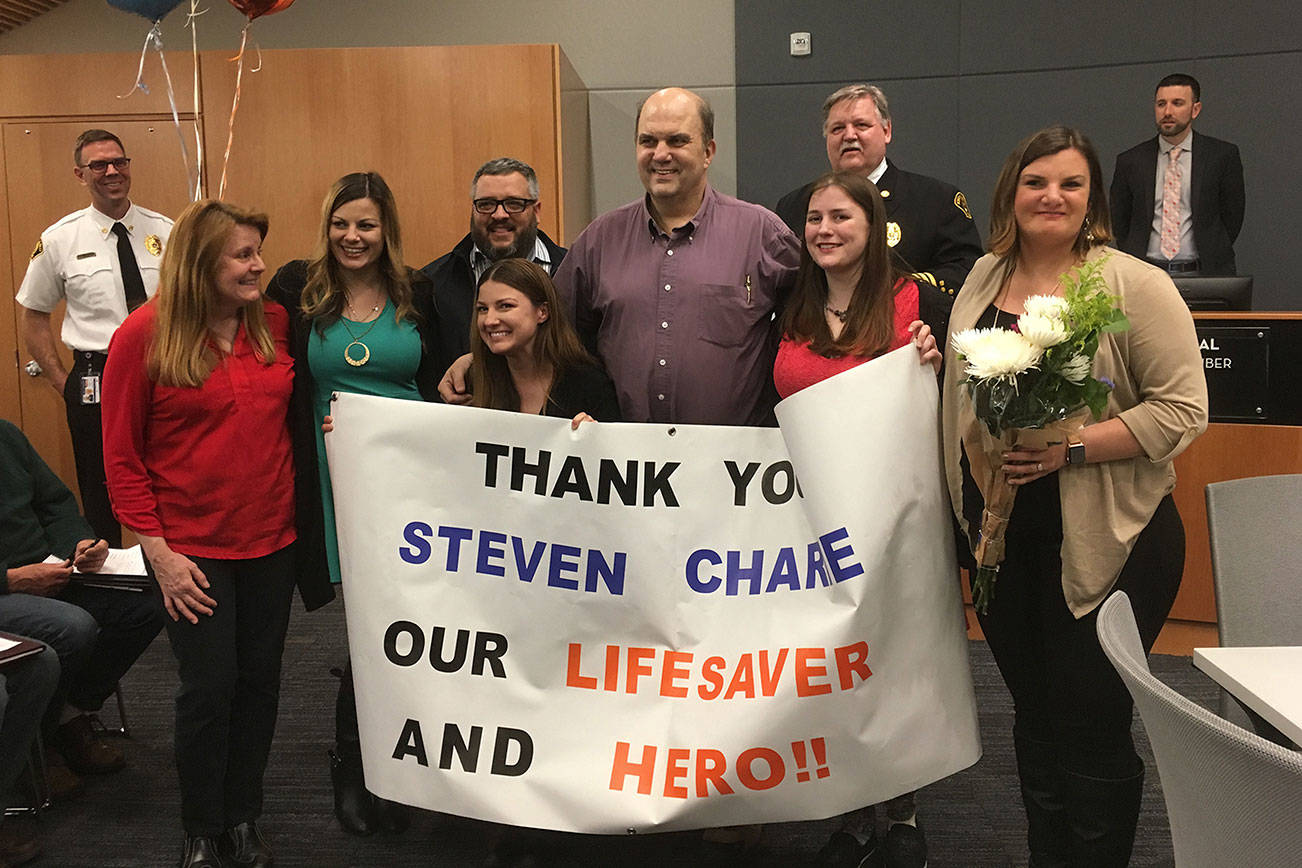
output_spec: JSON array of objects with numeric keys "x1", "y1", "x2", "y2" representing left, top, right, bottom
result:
[{"x1": 941, "y1": 126, "x2": 1207, "y2": 867}]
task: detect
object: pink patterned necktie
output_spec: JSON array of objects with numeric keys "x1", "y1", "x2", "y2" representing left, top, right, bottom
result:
[{"x1": 1159, "y1": 146, "x2": 1183, "y2": 260}]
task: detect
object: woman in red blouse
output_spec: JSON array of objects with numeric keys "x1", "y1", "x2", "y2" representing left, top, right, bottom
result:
[
  {"x1": 772, "y1": 172, "x2": 939, "y2": 868},
  {"x1": 103, "y1": 200, "x2": 308, "y2": 868}
]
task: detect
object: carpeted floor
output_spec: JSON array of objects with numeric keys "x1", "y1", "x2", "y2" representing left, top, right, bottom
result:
[{"x1": 18, "y1": 600, "x2": 1221, "y2": 867}]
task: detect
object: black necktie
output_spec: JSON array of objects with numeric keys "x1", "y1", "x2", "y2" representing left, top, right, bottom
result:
[{"x1": 111, "y1": 222, "x2": 148, "y2": 311}]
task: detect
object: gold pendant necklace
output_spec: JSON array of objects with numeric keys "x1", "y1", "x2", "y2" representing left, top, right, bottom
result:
[{"x1": 339, "y1": 303, "x2": 383, "y2": 367}]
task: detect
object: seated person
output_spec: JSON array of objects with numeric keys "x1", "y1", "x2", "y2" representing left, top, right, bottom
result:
[
  {"x1": 0, "y1": 623, "x2": 68, "y2": 865},
  {"x1": 0, "y1": 419, "x2": 164, "y2": 778}
]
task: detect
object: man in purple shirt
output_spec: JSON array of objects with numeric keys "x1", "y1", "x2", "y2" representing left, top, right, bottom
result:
[
  {"x1": 555, "y1": 87, "x2": 800, "y2": 425},
  {"x1": 442, "y1": 87, "x2": 800, "y2": 425}
]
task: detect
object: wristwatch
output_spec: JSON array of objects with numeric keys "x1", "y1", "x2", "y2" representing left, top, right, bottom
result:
[{"x1": 1065, "y1": 432, "x2": 1086, "y2": 466}]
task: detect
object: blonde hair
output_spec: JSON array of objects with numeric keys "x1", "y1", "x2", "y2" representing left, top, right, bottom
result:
[
  {"x1": 299, "y1": 171, "x2": 416, "y2": 332},
  {"x1": 149, "y1": 200, "x2": 273, "y2": 387}
]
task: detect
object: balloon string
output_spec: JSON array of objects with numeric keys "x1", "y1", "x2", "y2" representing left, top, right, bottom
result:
[
  {"x1": 118, "y1": 22, "x2": 158, "y2": 99},
  {"x1": 155, "y1": 42, "x2": 197, "y2": 202},
  {"x1": 217, "y1": 20, "x2": 251, "y2": 201},
  {"x1": 188, "y1": 2, "x2": 207, "y2": 199}
]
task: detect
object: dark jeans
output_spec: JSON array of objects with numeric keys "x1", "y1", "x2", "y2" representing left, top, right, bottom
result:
[
  {"x1": 62, "y1": 351, "x2": 120, "y2": 547},
  {"x1": 0, "y1": 636, "x2": 61, "y2": 798},
  {"x1": 58, "y1": 583, "x2": 164, "y2": 714},
  {"x1": 162, "y1": 545, "x2": 295, "y2": 836},
  {"x1": 976, "y1": 494, "x2": 1184, "y2": 779}
]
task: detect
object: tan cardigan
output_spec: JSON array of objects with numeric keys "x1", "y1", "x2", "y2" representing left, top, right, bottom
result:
[{"x1": 941, "y1": 246, "x2": 1209, "y2": 617}]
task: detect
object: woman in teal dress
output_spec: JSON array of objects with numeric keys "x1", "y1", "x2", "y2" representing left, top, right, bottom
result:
[{"x1": 267, "y1": 171, "x2": 443, "y2": 839}]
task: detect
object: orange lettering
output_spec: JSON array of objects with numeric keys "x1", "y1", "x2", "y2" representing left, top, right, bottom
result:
[
  {"x1": 663, "y1": 748, "x2": 690, "y2": 799},
  {"x1": 565, "y1": 643, "x2": 596, "y2": 689},
  {"x1": 834, "y1": 641, "x2": 872, "y2": 689},
  {"x1": 609, "y1": 741, "x2": 656, "y2": 794},
  {"x1": 695, "y1": 749, "x2": 734, "y2": 797},
  {"x1": 660, "y1": 650, "x2": 692, "y2": 698},
  {"x1": 795, "y1": 647, "x2": 832, "y2": 696}
]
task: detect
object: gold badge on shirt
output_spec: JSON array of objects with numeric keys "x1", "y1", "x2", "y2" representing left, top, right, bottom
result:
[
  {"x1": 886, "y1": 222, "x2": 901, "y2": 248},
  {"x1": 879, "y1": 189, "x2": 891, "y2": 199},
  {"x1": 954, "y1": 192, "x2": 972, "y2": 220},
  {"x1": 30, "y1": 239, "x2": 43, "y2": 260},
  {"x1": 145, "y1": 234, "x2": 163, "y2": 257}
]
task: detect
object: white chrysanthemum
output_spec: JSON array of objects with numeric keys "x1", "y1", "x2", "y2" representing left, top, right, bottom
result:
[
  {"x1": 1022, "y1": 294, "x2": 1069, "y2": 320},
  {"x1": 1017, "y1": 313, "x2": 1069, "y2": 348},
  {"x1": 1059, "y1": 353, "x2": 1093, "y2": 384},
  {"x1": 951, "y1": 327, "x2": 1043, "y2": 381}
]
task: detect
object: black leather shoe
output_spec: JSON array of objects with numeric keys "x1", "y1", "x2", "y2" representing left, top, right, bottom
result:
[
  {"x1": 178, "y1": 835, "x2": 223, "y2": 868},
  {"x1": 329, "y1": 750, "x2": 377, "y2": 836},
  {"x1": 223, "y1": 821, "x2": 273, "y2": 868}
]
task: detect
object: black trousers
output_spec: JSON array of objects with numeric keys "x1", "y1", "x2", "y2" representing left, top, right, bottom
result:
[
  {"x1": 976, "y1": 492, "x2": 1184, "y2": 779},
  {"x1": 57, "y1": 582, "x2": 165, "y2": 714},
  {"x1": 162, "y1": 545, "x2": 295, "y2": 836},
  {"x1": 62, "y1": 350, "x2": 120, "y2": 547}
]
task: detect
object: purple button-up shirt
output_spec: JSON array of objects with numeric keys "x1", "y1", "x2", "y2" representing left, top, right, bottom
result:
[{"x1": 554, "y1": 186, "x2": 800, "y2": 426}]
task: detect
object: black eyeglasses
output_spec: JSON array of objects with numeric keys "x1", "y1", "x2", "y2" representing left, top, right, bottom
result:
[
  {"x1": 80, "y1": 158, "x2": 132, "y2": 174},
  {"x1": 472, "y1": 197, "x2": 536, "y2": 215}
]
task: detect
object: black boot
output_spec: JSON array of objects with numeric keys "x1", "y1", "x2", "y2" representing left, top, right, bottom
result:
[
  {"x1": 373, "y1": 796, "x2": 412, "y2": 834},
  {"x1": 331, "y1": 662, "x2": 378, "y2": 836},
  {"x1": 1014, "y1": 734, "x2": 1069, "y2": 868},
  {"x1": 1062, "y1": 766, "x2": 1144, "y2": 868}
]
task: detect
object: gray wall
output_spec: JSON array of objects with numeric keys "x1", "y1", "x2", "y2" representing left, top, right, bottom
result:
[
  {"x1": 0, "y1": 0, "x2": 738, "y2": 219},
  {"x1": 737, "y1": 0, "x2": 1302, "y2": 310}
]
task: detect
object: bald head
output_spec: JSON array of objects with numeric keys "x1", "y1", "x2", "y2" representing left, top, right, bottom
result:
[{"x1": 636, "y1": 88, "x2": 714, "y2": 143}]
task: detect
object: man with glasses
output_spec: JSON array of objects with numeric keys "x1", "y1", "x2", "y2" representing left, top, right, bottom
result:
[
  {"x1": 420, "y1": 157, "x2": 567, "y2": 360},
  {"x1": 16, "y1": 128, "x2": 173, "y2": 548}
]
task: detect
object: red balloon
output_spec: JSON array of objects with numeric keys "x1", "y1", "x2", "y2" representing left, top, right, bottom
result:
[{"x1": 227, "y1": 0, "x2": 294, "y2": 19}]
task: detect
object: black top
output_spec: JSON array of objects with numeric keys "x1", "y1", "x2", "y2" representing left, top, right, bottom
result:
[{"x1": 543, "y1": 362, "x2": 622, "y2": 422}]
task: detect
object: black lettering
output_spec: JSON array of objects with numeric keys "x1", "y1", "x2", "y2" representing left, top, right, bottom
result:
[
  {"x1": 439, "y1": 723, "x2": 482, "y2": 771},
  {"x1": 724, "y1": 460, "x2": 761, "y2": 506},
  {"x1": 550, "y1": 455, "x2": 594, "y2": 501},
  {"x1": 429, "y1": 627, "x2": 470, "y2": 673},
  {"x1": 471, "y1": 631, "x2": 509, "y2": 678},
  {"x1": 475, "y1": 442, "x2": 509, "y2": 487},
  {"x1": 384, "y1": 621, "x2": 425, "y2": 666},
  {"x1": 643, "y1": 461, "x2": 680, "y2": 507},
  {"x1": 392, "y1": 718, "x2": 429, "y2": 765},
  {"x1": 511, "y1": 447, "x2": 551, "y2": 495},
  {"x1": 597, "y1": 459, "x2": 639, "y2": 505},
  {"x1": 491, "y1": 727, "x2": 533, "y2": 776}
]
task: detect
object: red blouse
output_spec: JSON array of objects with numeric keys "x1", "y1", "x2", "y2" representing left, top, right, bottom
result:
[
  {"x1": 773, "y1": 279, "x2": 921, "y2": 399},
  {"x1": 102, "y1": 302, "x2": 297, "y2": 560}
]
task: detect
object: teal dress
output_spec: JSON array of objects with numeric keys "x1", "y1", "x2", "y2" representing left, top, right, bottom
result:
[{"x1": 308, "y1": 302, "x2": 422, "y2": 582}]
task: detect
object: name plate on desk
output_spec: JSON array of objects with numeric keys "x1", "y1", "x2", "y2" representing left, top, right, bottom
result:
[{"x1": 1197, "y1": 326, "x2": 1269, "y2": 421}]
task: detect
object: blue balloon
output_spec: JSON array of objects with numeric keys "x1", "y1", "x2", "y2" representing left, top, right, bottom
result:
[{"x1": 106, "y1": 0, "x2": 185, "y2": 21}]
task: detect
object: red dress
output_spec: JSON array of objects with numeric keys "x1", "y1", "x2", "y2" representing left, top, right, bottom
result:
[{"x1": 773, "y1": 279, "x2": 920, "y2": 399}]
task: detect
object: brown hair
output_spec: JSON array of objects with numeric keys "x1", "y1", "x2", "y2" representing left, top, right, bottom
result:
[
  {"x1": 779, "y1": 172, "x2": 905, "y2": 359},
  {"x1": 149, "y1": 200, "x2": 273, "y2": 387},
  {"x1": 299, "y1": 171, "x2": 416, "y2": 333},
  {"x1": 469, "y1": 258, "x2": 594, "y2": 412},
  {"x1": 988, "y1": 125, "x2": 1113, "y2": 259}
]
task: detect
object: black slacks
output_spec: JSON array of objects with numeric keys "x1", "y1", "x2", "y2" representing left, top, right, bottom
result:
[
  {"x1": 162, "y1": 545, "x2": 295, "y2": 836},
  {"x1": 62, "y1": 350, "x2": 120, "y2": 547},
  {"x1": 976, "y1": 491, "x2": 1184, "y2": 778}
]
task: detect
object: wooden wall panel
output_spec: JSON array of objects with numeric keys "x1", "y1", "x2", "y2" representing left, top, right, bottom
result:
[
  {"x1": 197, "y1": 44, "x2": 568, "y2": 274},
  {"x1": 0, "y1": 51, "x2": 198, "y2": 118}
]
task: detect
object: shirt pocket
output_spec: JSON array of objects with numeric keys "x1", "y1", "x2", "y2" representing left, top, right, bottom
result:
[
  {"x1": 64, "y1": 254, "x2": 117, "y2": 315},
  {"x1": 698, "y1": 282, "x2": 758, "y2": 348}
]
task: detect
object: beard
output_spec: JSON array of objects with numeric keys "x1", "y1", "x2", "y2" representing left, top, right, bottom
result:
[{"x1": 472, "y1": 217, "x2": 540, "y2": 262}]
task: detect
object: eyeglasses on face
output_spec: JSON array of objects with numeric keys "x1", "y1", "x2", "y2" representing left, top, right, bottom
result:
[
  {"x1": 80, "y1": 157, "x2": 132, "y2": 174},
  {"x1": 472, "y1": 197, "x2": 536, "y2": 215}
]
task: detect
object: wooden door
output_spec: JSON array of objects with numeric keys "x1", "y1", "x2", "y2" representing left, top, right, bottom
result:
[{"x1": 4, "y1": 119, "x2": 196, "y2": 495}]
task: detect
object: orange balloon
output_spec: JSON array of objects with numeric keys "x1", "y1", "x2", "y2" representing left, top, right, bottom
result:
[{"x1": 227, "y1": 0, "x2": 294, "y2": 19}]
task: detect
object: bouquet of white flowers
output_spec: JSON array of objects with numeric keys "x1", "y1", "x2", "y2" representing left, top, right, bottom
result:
[{"x1": 950, "y1": 255, "x2": 1130, "y2": 614}]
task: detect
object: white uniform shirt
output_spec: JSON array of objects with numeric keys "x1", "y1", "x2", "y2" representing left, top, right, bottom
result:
[{"x1": 16, "y1": 203, "x2": 173, "y2": 352}]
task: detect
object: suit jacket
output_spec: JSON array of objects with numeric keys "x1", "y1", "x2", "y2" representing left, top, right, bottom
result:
[
  {"x1": 1109, "y1": 132, "x2": 1245, "y2": 276},
  {"x1": 775, "y1": 160, "x2": 983, "y2": 339}
]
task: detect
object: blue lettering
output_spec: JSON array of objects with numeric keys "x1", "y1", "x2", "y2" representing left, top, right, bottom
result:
[
  {"x1": 548, "y1": 544, "x2": 581, "y2": 590},
  {"x1": 685, "y1": 549, "x2": 722, "y2": 593},
  {"x1": 820, "y1": 527, "x2": 864, "y2": 584},
  {"x1": 725, "y1": 550, "x2": 763, "y2": 596},
  {"x1": 437, "y1": 525, "x2": 474, "y2": 571},
  {"x1": 585, "y1": 550, "x2": 626, "y2": 595},
  {"x1": 511, "y1": 537, "x2": 547, "y2": 583},
  {"x1": 400, "y1": 522, "x2": 433, "y2": 564},
  {"x1": 765, "y1": 546, "x2": 800, "y2": 592},
  {"x1": 477, "y1": 530, "x2": 507, "y2": 577}
]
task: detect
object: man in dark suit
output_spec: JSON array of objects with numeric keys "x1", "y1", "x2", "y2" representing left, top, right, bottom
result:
[
  {"x1": 1110, "y1": 73, "x2": 1245, "y2": 276},
  {"x1": 774, "y1": 83, "x2": 983, "y2": 330}
]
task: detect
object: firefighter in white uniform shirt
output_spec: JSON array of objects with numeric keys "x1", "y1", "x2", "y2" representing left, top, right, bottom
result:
[{"x1": 16, "y1": 128, "x2": 173, "y2": 545}]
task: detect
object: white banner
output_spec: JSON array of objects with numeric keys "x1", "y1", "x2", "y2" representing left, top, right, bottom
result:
[{"x1": 327, "y1": 345, "x2": 980, "y2": 834}]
